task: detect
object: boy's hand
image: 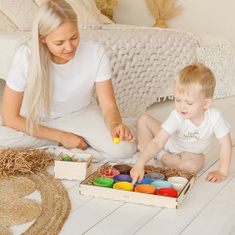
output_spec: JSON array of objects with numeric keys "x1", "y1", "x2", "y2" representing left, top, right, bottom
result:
[
  {"x1": 130, "y1": 165, "x2": 145, "y2": 185},
  {"x1": 206, "y1": 170, "x2": 227, "y2": 183}
]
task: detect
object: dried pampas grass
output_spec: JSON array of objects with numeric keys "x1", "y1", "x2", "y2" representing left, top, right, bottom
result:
[
  {"x1": 146, "y1": 0, "x2": 182, "y2": 28},
  {"x1": 0, "y1": 149, "x2": 54, "y2": 178},
  {"x1": 95, "y1": 0, "x2": 119, "y2": 20}
]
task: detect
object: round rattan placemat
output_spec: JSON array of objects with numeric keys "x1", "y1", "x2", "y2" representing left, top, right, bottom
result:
[
  {"x1": 0, "y1": 225, "x2": 11, "y2": 235},
  {"x1": 0, "y1": 172, "x2": 71, "y2": 235},
  {"x1": 0, "y1": 149, "x2": 71, "y2": 234},
  {"x1": 0, "y1": 177, "x2": 36, "y2": 204},
  {"x1": 24, "y1": 171, "x2": 71, "y2": 235},
  {"x1": 0, "y1": 198, "x2": 42, "y2": 227}
]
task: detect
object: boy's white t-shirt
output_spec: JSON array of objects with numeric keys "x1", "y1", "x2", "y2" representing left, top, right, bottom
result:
[
  {"x1": 6, "y1": 40, "x2": 111, "y2": 120},
  {"x1": 161, "y1": 108, "x2": 230, "y2": 154}
]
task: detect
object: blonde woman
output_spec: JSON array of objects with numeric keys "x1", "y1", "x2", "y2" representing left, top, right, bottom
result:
[
  {"x1": 131, "y1": 63, "x2": 232, "y2": 183},
  {"x1": 0, "y1": 0, "x2": 136, "y2": 160}
]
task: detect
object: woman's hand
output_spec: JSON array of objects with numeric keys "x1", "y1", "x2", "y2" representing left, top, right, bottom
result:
[
  {"x1": 112, "y1": 123, "x2": 135, "y2": 142},
  {"x1": 58, "y1": 131, "x2": 88, "y2": 150}
]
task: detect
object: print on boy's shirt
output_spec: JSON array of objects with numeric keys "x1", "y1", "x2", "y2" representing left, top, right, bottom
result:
[{"x1": 183, "y1": 131, "x2": 199, "y2": 140}]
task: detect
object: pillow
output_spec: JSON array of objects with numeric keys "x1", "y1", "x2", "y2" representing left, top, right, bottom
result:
[
  {"x1": 34, "y1": 0, "x2": 44, "y2": 5},
  {"x1": 35, "y1": 0, "x2": 102, "y2": 29},
  {"x1": 196, "y1": 34, "x2": 235, "y2": 100},
  {"x1": 81, "y1": 0, "x2": 113, "y2": 24},
  {"x1": 98, "y1": 13, "x2": 114, "y2": 24},
  {"x1": 0, "y1": 0, "x2": 103, "y2": 32},
  {"x1": 72, "y1": 0, "x2": 102, "y2": 29},
  {"x1": 0, "y1": 0, "x2": 38, "y2": 31},
  {"x1": 0, "y1": 11, "x2": 18, "y2": 32}
]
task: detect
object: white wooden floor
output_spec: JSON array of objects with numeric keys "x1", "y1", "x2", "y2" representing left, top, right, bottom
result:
[{"x1": 1, "y1": 80, "x2": 235, "y2": 235}]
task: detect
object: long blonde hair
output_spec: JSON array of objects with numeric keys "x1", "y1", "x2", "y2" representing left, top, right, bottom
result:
[{"x1": 26, "y1": 0, "x2": 77, "y2": 134}]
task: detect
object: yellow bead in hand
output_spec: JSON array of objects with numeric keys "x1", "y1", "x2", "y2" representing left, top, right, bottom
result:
[{"x1": 113, "y1": 137, "x2": 120, "y2": 144}]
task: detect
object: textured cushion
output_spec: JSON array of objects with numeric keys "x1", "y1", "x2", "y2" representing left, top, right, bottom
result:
[
  {"x1": 196, "y1": 34, "x2": 235, "y2": 99},
  {"x1": 35, "y1": 0, "x2": 102, "y2": 29},
  {"x1": 0, "y1": 32, "x2": 30, "y2": 80},
  {"x1": 98, "y1": 13, "x2": 114, "y2": 24},
  {"x1": 34, "y1": 0, "x2": 44, "y2": 5},
  {"x1": 0, "y1": 11, "x2": 17, "y2": 32},
  {"x1": 0, "y1": 0, "x2": 38, "y2": 31},
  {"x1": 0, "y1": 0, "x2": 102, "y2": 32},
  {"x1": 81, "y1": 0, "x2": 113, "y2": 24},
  {"x1": 72, "y1": 0, "x2": 101, "y2": 29}
]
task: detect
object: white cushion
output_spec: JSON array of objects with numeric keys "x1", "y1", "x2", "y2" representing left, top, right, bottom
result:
[
  {"x1": 81, "y1": 0, "x2": 113, "y2": 24},
  {"x1": 72, "y1": 0, "x2": 101, "y2": 29},
  {"x1": 0, "y1": 32, "x2": 30, "y2": 80},
  {"x1": 35, "y1": 0, "x2": 102, "y2": 29},
  {"x1": 0, "y1": 0, "x2": 38, "y2": 31},
  {"x1": 0, "y1": 11, "x2": 18, "y2": 32},
  {"x1": 98, "y1": 13, "x2": 114, "y2": 24},
  {"x1": 0, "y1": 0, "x2": 103, "y2": 32},
  {"x1": 196, "y1": 33, "x2": 235, "y2": 99}
]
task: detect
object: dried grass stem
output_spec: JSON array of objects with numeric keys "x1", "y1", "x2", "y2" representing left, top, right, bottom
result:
[{"x1": 0, "y1": 149, "x2": 54, "y2": 178}]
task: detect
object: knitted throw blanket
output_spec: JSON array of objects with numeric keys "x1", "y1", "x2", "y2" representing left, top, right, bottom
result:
[{"x1": 81, "y1": 28, "x2": 235, "y2": 117}]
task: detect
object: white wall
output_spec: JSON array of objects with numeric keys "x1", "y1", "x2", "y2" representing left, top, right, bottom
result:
[{"x1": 114, "y1": 0, "x2": 235, "y2": 51}]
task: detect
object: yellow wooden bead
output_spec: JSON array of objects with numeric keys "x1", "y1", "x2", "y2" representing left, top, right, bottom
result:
[{"x1": 113, "y1": 137, "x2": 120, "y2": 144}]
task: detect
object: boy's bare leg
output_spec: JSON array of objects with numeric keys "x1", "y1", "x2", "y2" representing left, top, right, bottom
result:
[
  {"x1": 137, "y1": 114, "x2": 161, "y2": 152},
  {"x1": 161, "y1": 152, "x2": 204, "y2": 173}
]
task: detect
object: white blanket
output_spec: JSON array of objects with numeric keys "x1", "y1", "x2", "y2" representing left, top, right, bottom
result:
[{"x1": 81, "y1": 27, "x2": 235, "y2": 117}]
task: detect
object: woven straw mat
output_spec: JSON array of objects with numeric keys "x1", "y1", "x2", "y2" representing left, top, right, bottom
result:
[{"x1": 0, "y1": 171, "x2": 71, "y2": 235}]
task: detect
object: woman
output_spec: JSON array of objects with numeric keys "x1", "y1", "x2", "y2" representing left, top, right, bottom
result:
[{"x1": 0, "y1": 0, "x2": 136, "y2": 160}]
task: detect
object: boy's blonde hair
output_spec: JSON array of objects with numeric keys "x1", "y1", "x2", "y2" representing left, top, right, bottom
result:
[
  {"x1": 174, "y1": 63, "x2": 216, "y2": 98},
  {"x1": 26, "y1": 0, "x2": 78, "y2": 134}
]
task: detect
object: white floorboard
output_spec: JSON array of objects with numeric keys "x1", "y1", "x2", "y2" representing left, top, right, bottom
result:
[
  {"x1": 182, "y1": 175, "x2": 235, "y2": 235},
  {"x1": 84, "y1": 203, "x2": 161, "y2": 235},
  {"x1": 68, "y1": 186, "x2": 93, "y2": 212},
  {"x1": 60, "y1": 199, "x2": 123, "y2": 235}
]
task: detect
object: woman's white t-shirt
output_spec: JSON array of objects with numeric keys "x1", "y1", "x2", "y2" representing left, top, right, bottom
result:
[{"x1": 6, "y1": 40, "x2": 111, "y2": 120}]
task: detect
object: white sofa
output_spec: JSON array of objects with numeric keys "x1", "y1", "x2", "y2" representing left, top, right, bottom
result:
[{"x1": 1, "y1": 0, "x2": 235, "y2": 117}]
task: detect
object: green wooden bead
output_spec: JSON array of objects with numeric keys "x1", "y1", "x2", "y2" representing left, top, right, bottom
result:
[{"x1": 63, "y1": 155, "x2": 72, "y2": 161}]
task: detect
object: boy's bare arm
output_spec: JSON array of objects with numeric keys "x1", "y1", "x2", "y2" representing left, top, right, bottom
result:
[
  {"x1": 131, "y1": 128, "x2": 170, "y2": 184},
  {"x1": 207, "y1": 133, "x2": 232, "y2": 183},
  {"x1": 217, "y1": 133, "x2": 232, "y2": 175},
  {"x1": 136, "y1": 128, "x2": 170, "y2": 166}
]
